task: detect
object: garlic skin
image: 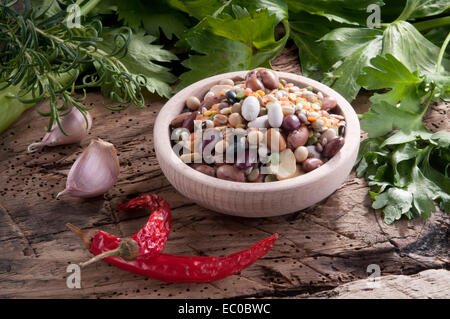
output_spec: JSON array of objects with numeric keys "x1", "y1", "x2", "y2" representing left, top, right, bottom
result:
[
  {"x1": 57, "y1": 139, "x2": 120, "y2": 198},
  {"x1": 28, "y1": 107, "x2": 93, "y2": 153}
]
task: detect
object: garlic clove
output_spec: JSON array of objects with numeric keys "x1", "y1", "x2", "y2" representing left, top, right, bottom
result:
[
  {"x1": 57, "y1": 139, "x2": 120, "y2": 198},
  {"x1": 28, "y1": 107, "x2": 93, "y2": 153}
]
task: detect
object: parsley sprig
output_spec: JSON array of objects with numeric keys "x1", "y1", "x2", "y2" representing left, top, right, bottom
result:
[{"x1": 355, "y1": 33, "x2": 450, "y2": 224}]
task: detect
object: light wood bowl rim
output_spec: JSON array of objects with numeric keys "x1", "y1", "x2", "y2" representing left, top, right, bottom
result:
[{"x1": 154, "y1": 71, "x2": 360, "y2": 192}]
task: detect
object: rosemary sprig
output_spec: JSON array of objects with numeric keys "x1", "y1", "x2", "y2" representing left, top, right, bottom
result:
[{"x1": 0, "y1": 1, "x2": 147, "y2": 133}]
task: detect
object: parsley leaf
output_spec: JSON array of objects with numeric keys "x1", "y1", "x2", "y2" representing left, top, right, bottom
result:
[
  {"x1": 32, "y1": 0, "x2": 61, "y2": 18},
  {"x1": 320, "y1": 28, "x2": 383, "y2": 101},
  {"x1": 407, "y1": 165, "x2": 449, "y2": 219},
  {"x1": 359, "y1": 134, "x2": 450, "y2": 224},
  {"x1": 168, "y1": 0, "x2": 228, "y2": 20},
  {"x1": 359, "y1": 100, "x2": 426, "y2": 138},
  {"x1": 310, "y1": 19, "x2": 449, "y2": 101},
  {"x1": 358, "y1": 54, "x2": 424, "y2": 112},
  {"x1": 177, "y1": 5, "x2": 289, "y2": 90},
  {"x1": 355, "y1": 37, "x2": 449, "y2": 224},
  {"x1": 396, "y1": 0, "x2": 450, "y2": 20},
  {"x1": 382, "y1": 21, "x2": 450, "y2": 77},
  {"x1": 98, "y1": 29, "x2": 178, "y2": 98},
  {"x1": 287, "y1": 0, "x2": 384, "y2": 26},
  {"x1": 289, "y1": 10, "x2": 337, "y2": 79},
  {"x1": 373, "y1": 187, "x2": 413, "y2": 224},
  {"x1": 357, "y1": 54, "x2": 441, "y2": 138},
  {"x1": 116, "y1": 0, "x2": 190, "y2": 39}
]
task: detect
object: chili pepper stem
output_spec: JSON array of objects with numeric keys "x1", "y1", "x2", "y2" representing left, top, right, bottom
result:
[
  {"x1": 79, "y1": 248, "x2": 121, "y2": 268},
  {"x1": 66, "y1": 222, "x2": 83, "y2": 237},
  {"x1": 66, "y1": 222, "x2": 98, "y2": 249},
  {"x1": 79, "y1": 237, "x2": 140, "y2": 268}
]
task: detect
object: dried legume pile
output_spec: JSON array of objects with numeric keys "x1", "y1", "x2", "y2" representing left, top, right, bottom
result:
[{"x1": 170, "y1": 68, "x2": 346, "y2": 183}]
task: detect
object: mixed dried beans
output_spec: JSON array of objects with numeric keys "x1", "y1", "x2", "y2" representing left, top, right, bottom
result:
[{"x1": 170, "y1": 68, "x2": 346, "y2": 182}]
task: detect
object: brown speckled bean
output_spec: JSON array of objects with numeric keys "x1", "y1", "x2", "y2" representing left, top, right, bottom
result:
[
  {"x1": 213, "y1": 114, "x2": 228, "y2": 127},
  {"x1": 203, "y1": 94, "x2": 226, "y2": 109},
  {"x1": 216, "y1": 165, "x2": 246, "y2": 182},
  {"x1": 228, "y1": 113, "x2": 244, "y2": 127},
  {"x1": 171, "y1": 112, "x2": 192, "y2": 128},
  {"x1": 266, "y1": 128, "x2": 286, "y2": 152},
  {"x1": 319, "y1": 128, "x2": 336, "y2": 145},
  {"x1": 287, "y1": 126, "x2": 309, "y2": 149},
  {"x1": 246, "y1": 77, "x2": 264, "y2": 91},
  {"x1": 247, "y1": 167, "x2": 260, "y2": 182},
  {"x1": 245, "y1": 69, "x2": 262, "y2": 81},
  {"x1": 194, "y1": 164, "x2": 216, "y2": 177},
  {"x1": 231, "y1": 102, "x2": 241, "y2": 113},
  {"x1": 182, "y1": 111, "x2": 199, "y2": 132},
  {"x1": 186, "y1": 96, "x2": 201, "y2": 110},
  {"x1": 322, "y1": 96, "x2": 337, "y2": 111},
  {"x1": 259, "y1": 69, "x2": 279, "y2": 89},
  {"x1": 302, "y1": 158, "x2": 323, "y2": 172},
  {"x1": 322, "y1": 136, "x2": 345, "y2": 158}
]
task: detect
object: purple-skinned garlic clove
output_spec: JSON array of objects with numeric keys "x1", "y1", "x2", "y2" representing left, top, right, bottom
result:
[
  {"x1": 57, "y1": 139, "x2": 120, "y2": 198},
  {"x1": 27, "y1": 107, "x2": 93, "y2": 153}
]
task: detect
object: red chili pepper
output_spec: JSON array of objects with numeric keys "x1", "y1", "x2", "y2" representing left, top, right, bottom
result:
[
  {"x1": 68, "y1": 194, "x2": 278, "y2": 283},
  {"x1": 117, "y1": 194, "x2": 171, "y2": 259},
  {"x1": 66, "y1": 194, "x2": 171, "y2": 266},
  {"x1": 89, "y1": 231, "x2": 277, "y2": 283}
]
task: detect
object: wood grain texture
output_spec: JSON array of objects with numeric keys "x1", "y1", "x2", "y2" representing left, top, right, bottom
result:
[
  {"x1": 0, "y1": 47, "x2": 448, "y2": 299},
  {"x1": 305, "y1": 269, "x2": 450, "y2": 299},
  {"x1": 154, "y1": 71, "x2": 360, "y2": 217}
]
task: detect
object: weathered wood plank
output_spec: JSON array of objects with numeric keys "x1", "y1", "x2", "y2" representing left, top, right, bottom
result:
[
  {"x1": 0, "y1": 47, "x2": 448, "y2": 299},
  {"x1": 308, "y1": 269, "x2": 450, "y2": 299}
]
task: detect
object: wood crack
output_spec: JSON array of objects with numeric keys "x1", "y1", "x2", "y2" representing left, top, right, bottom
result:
[{"x1": 0, "y1": 203, "x2": 38, "y2": 257}]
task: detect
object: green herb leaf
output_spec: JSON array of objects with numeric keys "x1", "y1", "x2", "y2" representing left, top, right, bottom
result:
[
  {"x1": 320, "y1": 28, "x2": 383, "y2": 101},
  {"x1": 116, "y1": 0, "x2": 190, "y2": 39},
  {"x1": 222, "y1": 0, "x2": 288, "y2": 22},
  {"x1": 168, "y1": 0, "x2": 228, "y2": 20},
  {"x1": 421, "y1": 144, "x2": 450, "y2": 194},
  {"x1": 32, "y1": 0, "x2": 61, "y2": 18},
  {"x1": 314, "y1": 20, "x2": 449, "y2": 101},
  {"x1": 358, "y1": 54, "x2": 424, "y2": 112},
  {"x1": 357, "y1": 134, "x2": 450, "y2": 224},
  {"x1": 356, "y1": 137, "x2": 383, "y2": 164},
  {"x1": 177, "y1": 6, "x2": 288, "y2": 90},
  {"x1": 396, "y1": 0, "x2": 450, "y2": 20},
  {"x1": 289, "y1": 10, "x2": 336, "y2": 80},
  {"x1": 287, "y1": 0, "x2": 384, "y2": 25},
  {"x1": 382, "y1": 129, "x2": 432, "y2": 146},
  {"x1": 98, "y1": 29, "x2": 178, "y2": 98},
  {"x1": 382, "y1": 21, "x2": 450, "y2": 77},
  {"x1": 359, "y1": 101, "x2": 426, "y2": 138},
  {"x1": 357, "y1": 54, "x2": 440, "y2": 138},
  {"x1": 430, "y1": 130, "x2": 450, "y2": 148},
  {"x1": 373, "y1": 187, "x2": 413, "y2": 224},
  {"x1": 407, "y1": 166, "x2": 448, "y2": 219}
]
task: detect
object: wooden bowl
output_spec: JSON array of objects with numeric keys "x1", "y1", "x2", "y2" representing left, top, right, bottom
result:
[{"x1": 154, "y1": 71, "x2": 360, "y2": 217}]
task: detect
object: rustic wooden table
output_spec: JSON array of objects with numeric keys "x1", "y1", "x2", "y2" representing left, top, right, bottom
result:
[{"x1": 1, "y1": 48, "x2": 449, "y2": 298}]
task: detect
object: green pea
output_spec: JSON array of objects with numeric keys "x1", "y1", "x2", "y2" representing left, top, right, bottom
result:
[
  {"x1": 264, "y1": 174, "x2": 278, "y2": 182},
  {"x1": 307, "y1": 135, "x2": 318, "y2": 145},
  {"x1": 236, "y1": 90, "x2": 246, "y2": 100}
]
